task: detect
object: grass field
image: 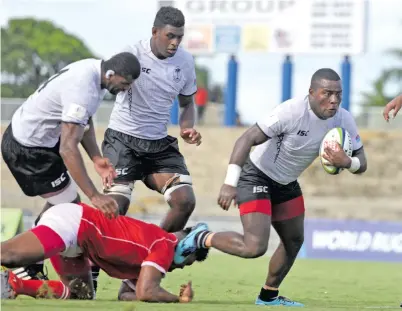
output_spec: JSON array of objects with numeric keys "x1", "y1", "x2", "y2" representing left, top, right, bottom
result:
[{"x1": 2, "y1": 255, "x2": 401, "y2": 311}]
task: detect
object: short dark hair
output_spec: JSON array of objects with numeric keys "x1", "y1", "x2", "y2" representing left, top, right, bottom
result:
[
  {"x1": 153, "y1": 6, "x2": 185, "y2": 28},
  {"x1": 103, "y1": 52, "x2": 141, "y2": 80},
  {"x1": 311, "y1": 68, "x2": 341, "y2": 88},
  {"x1": 183, "y1": 227, "x2": 209, "y2": 262}
]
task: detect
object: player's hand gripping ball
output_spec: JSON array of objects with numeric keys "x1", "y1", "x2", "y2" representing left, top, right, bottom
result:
[{"x1": 319, "y1": 127, "x2": 353, "y2": 175}]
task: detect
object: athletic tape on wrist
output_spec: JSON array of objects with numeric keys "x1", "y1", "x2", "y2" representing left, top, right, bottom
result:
[
  {"x1": 224, "y1": 164, "x2": 242, "y2": 187},
  {"x1": 348, "y1": 156, "x2": 360, "y2": 173}
]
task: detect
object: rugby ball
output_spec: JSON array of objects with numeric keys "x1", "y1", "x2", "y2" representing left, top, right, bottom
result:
[{"x1": 319, "y1": 127, "x2": 353, "y2": 175}]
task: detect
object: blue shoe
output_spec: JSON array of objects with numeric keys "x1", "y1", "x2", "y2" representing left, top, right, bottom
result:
[
  {"x1": 255, "y1": 296, "x2": 304, "y2": 307},
  {"x1": 174, "y1": 222, "x2": 209, "y2": 265}
]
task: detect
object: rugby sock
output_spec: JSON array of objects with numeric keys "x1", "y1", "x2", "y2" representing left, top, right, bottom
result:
[
  {"x1": 10, "y1": 272, "x2": 70, "y2": 299},
  {"x1": 196, "y1": 231, "x2": 214, "y2": 248},
  {"x1": 91, "y1": 265, "x2": 100, "y2": 293},
  {"x1": 259, "y1": 287, "x2": 279, "y2": 302}
]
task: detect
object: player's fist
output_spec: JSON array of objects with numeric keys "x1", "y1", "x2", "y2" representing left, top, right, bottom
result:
[
  {"x1": 180, "y1": 128, "x2": 202, "y2": 146},
  {"x1": 179, "y1": 281, "x2": 194, "y2": 303},
  {"x1": 322, "y1": 142, "x2": 351, "y2": 168},
  {"x1": 218, "y1": 184, "x2": 237, "y2": 211}
]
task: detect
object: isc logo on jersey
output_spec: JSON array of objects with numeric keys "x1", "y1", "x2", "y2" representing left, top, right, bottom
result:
[{"x1": 319, "y1": 127, "x2": 353, "y2": 175}]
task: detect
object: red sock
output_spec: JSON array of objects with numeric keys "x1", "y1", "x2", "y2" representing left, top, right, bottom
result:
[{"x1": 13, "y1": 278, "x2": 70, "y2": 299}]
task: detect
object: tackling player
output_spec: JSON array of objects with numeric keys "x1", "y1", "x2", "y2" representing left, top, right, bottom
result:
[
  {"x1": 1, "y1": 52, "x2": 141, "y2": 280},
  {"x1": 98, "y1": 6, "x2": 201, "y2": 294},
  {"x1": 1, "y1": 203, "x2": 208, "y2": 302},
  {"x1": 102, "y1": 6, "x2": 200, "y2": 230},
  {"x1": 176, "y1": 68, "x2": 368, "y2": 307}
]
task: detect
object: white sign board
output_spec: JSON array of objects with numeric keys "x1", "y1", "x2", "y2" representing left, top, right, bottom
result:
[{"x1": 159, "y1": 0, "x2": 368, "y2": 55}]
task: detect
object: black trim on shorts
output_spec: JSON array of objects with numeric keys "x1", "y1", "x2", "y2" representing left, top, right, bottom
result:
[
  {"x1": 179, "y1": 91, "x2": 197, "y2": 97},
  {"x1": 102, "y1": 129, "x2": 190, "y2": 183}
]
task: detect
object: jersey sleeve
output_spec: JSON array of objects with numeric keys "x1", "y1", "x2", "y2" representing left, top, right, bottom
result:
[
  {"x1": 257, "y1": 103, "x2": 293, "y2": 138},
  {"x1": 341, "y1": 110, "x2": 363, "y2": 150},
  {"x1": 61, "y1": 86, "x2": 99, "y2": 126},
  {"x1": 141, "y1": 238, "x2": 176, "y2": 275},
  {"x1": 180, "y1": 56, "x2": 197, "y2": 96}
]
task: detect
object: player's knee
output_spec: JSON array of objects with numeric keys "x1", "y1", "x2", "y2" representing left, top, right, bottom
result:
[
  {"x1": 246, "y1": 241, "x2": 268, "y2": 258},
  {"x1": 232, "y1": 238, "x2": 267, "y2": 258},
  {"x1": 163, "y1": 174, "x2": 195, "y2": 213},
  {"x1": 104, "y1": 183, "x2": 134, "y2": 215}
]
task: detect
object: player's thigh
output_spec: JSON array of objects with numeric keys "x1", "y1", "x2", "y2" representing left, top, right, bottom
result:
[
  {"x1": 237, "y1": 159, "x2": 273, "y2": 245},
  {"x1": 2, "y1": 126, "x2": 70, "y2": 197},
  {"x1": 143, "y1": 135, "x2": 190, "y2": 177},
  {"x1": 102, "y1": 128, "x2": 143, "y2": 182},
  {"x1": 142, "y1": 136, "x2": 190, "y2": 192},
  {"x1": 270, "y1": 180, "x2": 305, "y2": 243},
  {"x1": 270, "y1": 180, "x2": 304, "y2": 222}
]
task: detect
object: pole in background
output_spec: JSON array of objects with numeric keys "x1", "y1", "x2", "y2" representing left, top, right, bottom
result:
[
  {"x1": 170, "y1": 97, "x2": 179, "y2": 125},
  {"x1": 224, "y1": 55, "x2": 238, "y2": 127},
  {"x1": 341, "y1": 55, "x2": 351, "y2": 112},
  {"x1": 281, "y1": 55, "x2": 293, "y2": 102}
]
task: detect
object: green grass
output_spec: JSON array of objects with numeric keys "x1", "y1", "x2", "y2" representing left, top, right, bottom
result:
[{"x1": 2, "y1": 255, "x2": 401, "y2": 311}]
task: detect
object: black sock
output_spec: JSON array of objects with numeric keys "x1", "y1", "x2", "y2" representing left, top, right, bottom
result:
[
  {"x1": 195, "y1": 231, "x2": 212, "y2": 248},
  {"x1": 91, "y1": 266, "x2": 100, "y2": 292},
  {"x1": 259, "y1": 287, "x2": 279, "y2": 302}
]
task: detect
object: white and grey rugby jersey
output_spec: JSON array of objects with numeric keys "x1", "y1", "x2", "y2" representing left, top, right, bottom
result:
[
  {"x1": 108, "y1": 39, "x2": 197, "y2": 140},
  {"x1": 250, "y1": 96, "x2": 363, "y2": 185},
  {"x1": 12, "y1": 59, "x2": 106, "y2": 148}
]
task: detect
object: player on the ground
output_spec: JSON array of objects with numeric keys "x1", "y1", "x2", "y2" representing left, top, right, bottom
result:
[
  {"x1": 102, "y1": 6, "x2": 201, "y2": 230},
  {"x1": 1, "y1": 52, "x2": 141, "y2": 280},
  {"x1": 1, "y1": 203, "x2": 208, "y2": 302},
  {"x1": 383, "y1": 94, "x2": 401, "y2": 121},
  {"x1": 176, "y1": 68, "x2": 368, "y2": 307}
]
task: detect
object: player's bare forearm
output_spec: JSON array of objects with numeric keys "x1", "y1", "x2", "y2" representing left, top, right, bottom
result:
[
  {"x1": 136, "y1": 266, "x2": 181, "y2": 303},
  {"x1": 229, "y1": 124, "x2": 270, "y2": 167},
  {"x1": 80, "y1": 118, "x2": 102, "y2": 162},
  {"x1": 138, "y1": 285, "x2": 180, "y2": 303},
  {"x1": 349, "y1": 147, "x2": 367, "y2": 174},
  {"x1": 60, "y1": 122, "x2": 99, "y2": 199},
  {"x1": 178, "y1": 94, "x2": 195, "y2": 129}
]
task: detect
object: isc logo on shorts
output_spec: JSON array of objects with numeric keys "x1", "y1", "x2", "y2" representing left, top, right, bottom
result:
[
  {"x1": 253, "y1": 186, "x2": 268, "y2": 193},
  {"x1": 51, "y1": 173, "x2": 66, "y2": 188},
  {"x1": 116, "y1": 168, "x2": 128, "y2": 176}
]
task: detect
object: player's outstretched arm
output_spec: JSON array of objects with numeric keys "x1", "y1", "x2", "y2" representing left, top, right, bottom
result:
[
  {"x1": 383, "y1": 94, "x2": 402, "y2": 121},
  {"x1": 60, "y1": 122, "x2": 98, "y2": 198},
  {"x1": 80, "y1": 118, "x2": 101, "y2": 160},
  {"x1": 60, "y1": 122, "x2": 117, "y2": 218},
  {"x1": 135, "y1": 266, "x2": 192, "y2": 303},
  {"x1": 80, "y1": 118, "x2": 116, "y2": 188}
]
